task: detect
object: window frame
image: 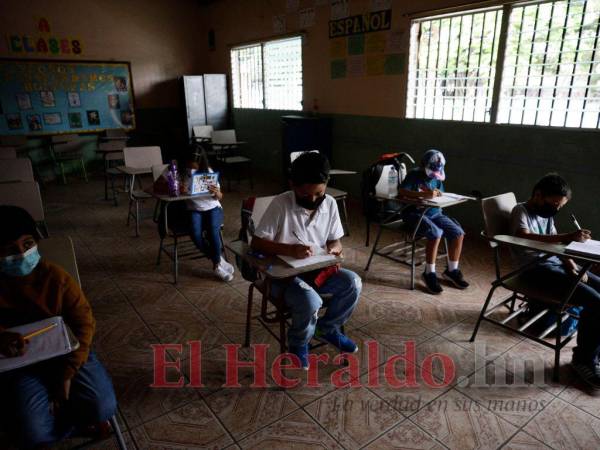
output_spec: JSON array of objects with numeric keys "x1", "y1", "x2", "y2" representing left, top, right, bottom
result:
[
  {"x1": 406, "y1": 0, "x2": 600, "y2": 131},
  {"x1": 230, "y1": 34, "x2": 304, "y2": 111}
]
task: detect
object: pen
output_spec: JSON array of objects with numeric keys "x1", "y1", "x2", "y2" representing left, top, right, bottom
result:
[
  {"x1": 292, "y1": 231, "x2": 308, "y2": 246},
  {"x1": 23, "y1": 323, "x2": 57, "y2": 341},
  {"x1": 571, "y1": 214, "x2": 582, "y2": 231}
]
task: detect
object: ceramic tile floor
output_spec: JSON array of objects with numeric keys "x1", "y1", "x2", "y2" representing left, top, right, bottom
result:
[{"x1": 3, "y1": 176, "x2": 600, "y2": 450}]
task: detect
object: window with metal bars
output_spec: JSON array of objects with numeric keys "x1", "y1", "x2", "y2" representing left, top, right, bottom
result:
[
  {"x1": 230, "y1": 36, "x2": 303, "y2": 110},
  {"x1": 407, "y1": 0, "x2": 600, "y2": 130}
]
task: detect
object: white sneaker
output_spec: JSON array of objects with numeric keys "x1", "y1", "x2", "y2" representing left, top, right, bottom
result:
[
  {"x1": 220, "y1": 257, "x2": 235, "y2": 275},
  {"x1": 214, "y1": 263, "x2": 234, "y2": 282}
]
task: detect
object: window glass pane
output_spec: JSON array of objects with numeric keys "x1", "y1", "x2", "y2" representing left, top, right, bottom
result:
[
  {"x1": 230, "y1": 44, "x2": 264, "y2": 108},
  {"x1": 264, "y1": 37, "x2": 303, "y2": 110}
]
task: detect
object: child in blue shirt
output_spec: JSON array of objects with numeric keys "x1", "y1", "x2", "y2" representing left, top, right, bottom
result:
[{"x1": 399, "y1": 149, "x2": 469, "y2": 294}]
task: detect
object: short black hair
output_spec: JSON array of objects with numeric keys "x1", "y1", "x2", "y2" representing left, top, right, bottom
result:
[
  {"x1": 0, "y1": 205, "x2": 40, "y2": 246},
  {"x1": 290, "y1": 152, "x2": 330, "y2": 186},
  {"x1": 532, "y1": 173, "x2": 572, "y2": 199}
]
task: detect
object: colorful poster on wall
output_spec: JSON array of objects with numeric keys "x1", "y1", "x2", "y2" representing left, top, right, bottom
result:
[
  {"x1": 331, "y1": 59, "x2": 347, "y2": 79},
  {"x1": 366, "y1": 54, "x2": 386, "y2": 76},
  {"x1": 384, "y1": 54, "x2": 405, "y2": 75},
  {"x1": 330, "y1": 39, "x2": 346, "y2": 58},
  {"x1": 0, "y1": 59, "x2": 136, "y2": 135},
  {"x1": 348, "y1": 34, "x2": 365, "y2": 55}
]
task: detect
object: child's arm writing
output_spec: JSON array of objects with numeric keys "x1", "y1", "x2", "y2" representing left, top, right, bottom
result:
[
  {"x1": 251, "y1": 236, "x2": 313, "y2": 259},
  {"x1": 515, "y1": 228, "x2": 590, "y2": 243}
]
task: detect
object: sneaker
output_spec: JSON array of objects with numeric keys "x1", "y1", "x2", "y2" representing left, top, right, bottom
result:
[
  {"x1": 289, "y1": 344, "x2": 309, "y2": 370},
  {"x1": 314, "y1": 328, "x2": 358, "y2": 353},
  {"x1": 214, "y1": 263, "x2": 234, "y2": 282},
  {"x1": 422, "y1": 272, "x2": 443, "y2": 295},
  {"x1": 442, "y1": 269, "x2": 470, "y2": 289},
  {"x1": 220, "y1": 257, "x2": 235, "y2": 275},
  {"x1": 572, "y1": 359, "x2": 600, "y2": 389}
]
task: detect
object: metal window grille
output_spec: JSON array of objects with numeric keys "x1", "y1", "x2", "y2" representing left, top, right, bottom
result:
[
  {"x1": 231, "y1": 36, "x2": 303, "y2": 110},
  {"x1": 231, "y1": 44, "x2": 263, "y2": 109},
  {"x1": 497, "y1": 0, "x2": 600, "y2": 128},
  {"x1": 407, "y1": 8, "x2": 504, "y2": 122},
  {"x1": 407, "y1": 0, "x2": 600, "y2": 130}
]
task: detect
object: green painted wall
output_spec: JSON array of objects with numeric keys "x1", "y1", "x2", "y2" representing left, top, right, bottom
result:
[{"x1": 233, "y1": 109, "x2": 600, "y2": 233}]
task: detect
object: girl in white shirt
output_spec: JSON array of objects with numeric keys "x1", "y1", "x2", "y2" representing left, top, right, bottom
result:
[{"x1": 185, "y1": 153, "x2": 234, "y2": 281}]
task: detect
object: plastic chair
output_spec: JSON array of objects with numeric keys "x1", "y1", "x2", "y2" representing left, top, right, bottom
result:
[
  {"x1": 99, "y1": 141, "x2": 126, "y2": 205},
  {"x1": 211, "y1": 129, "x2": 252, "y2": 191},
  {"x1": 0, "y1": 181, "x2": 48, "y2": 237},
  {"x1": 123, "y1": 146, "x2": 163, "y2": 236},
  {"x1": 0, "y1": 158, "x2": 35, "y2": 183},
  {"x1": 50, "y1": 135, "x2": 88, "y2": 184}
]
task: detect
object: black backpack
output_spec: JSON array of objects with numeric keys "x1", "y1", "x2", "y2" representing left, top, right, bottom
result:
[{"x1": 361, "y1": 152, "x2": 415, "y2": 220}]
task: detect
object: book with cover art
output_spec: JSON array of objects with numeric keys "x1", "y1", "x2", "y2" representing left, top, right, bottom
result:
[{"x1": 190, "y1": 171, "x2": 219, "y2": 195}]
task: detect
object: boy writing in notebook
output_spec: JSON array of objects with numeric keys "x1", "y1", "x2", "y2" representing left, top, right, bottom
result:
[
  {"x1": 399, "y1": 149, "x2": 469, "y2": 294},
  {"x1": 510, "y1": 173, "x2": 600, "y2": 388},
  {"x1": 0, "y1": 206, "x2": 117, "y2": 449},
  {"x1": 251, "y1": 152, "x2": 361, "y2": 369}
]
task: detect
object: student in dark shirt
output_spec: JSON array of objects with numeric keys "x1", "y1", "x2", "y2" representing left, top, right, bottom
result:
[
  {"x1": 399, "y1": 149, "x2": 469, "y2": 294},
  {"x1": 509, "y1": 174, "x2": 600, "y2": 388}
]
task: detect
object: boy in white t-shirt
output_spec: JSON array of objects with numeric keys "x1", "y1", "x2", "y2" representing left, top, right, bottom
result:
[
  {"x1": 252, "y1": 152, "x2": 361, "y2": 368},
  {"x1": 185, "y1": 153, "x2": 234, "y2": 281}
]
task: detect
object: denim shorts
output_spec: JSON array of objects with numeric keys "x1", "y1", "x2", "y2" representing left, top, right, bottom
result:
[{"x1": 403, "y1": 211, "x2": 465, "y2": 241}]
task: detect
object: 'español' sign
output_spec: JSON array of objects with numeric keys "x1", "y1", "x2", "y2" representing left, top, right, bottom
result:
[{"x1": 329, "y1": 9, "x2": 391, "y2": 38}]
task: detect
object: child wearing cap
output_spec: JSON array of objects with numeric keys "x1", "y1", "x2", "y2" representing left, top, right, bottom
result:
[{"x1": 398, "y1": 149, "x2": 469, "y2": 294}]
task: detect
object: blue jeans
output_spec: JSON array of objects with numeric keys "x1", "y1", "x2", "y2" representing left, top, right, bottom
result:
[
  {"x1": 403, "y1": 211, "x2": 464, "y2": 241},
  {"x1": 525, "y1": 260, "x2": 600, "y2": 364},
  {"x1": 0, "y1": 351, "x2": 117, "y2": 448},
  {"x1": 189, "y1": 207, "x2": 224, "y2": 265},
  {"x1": 272, "y1": 268, "x2": 362, "y2": 347}
]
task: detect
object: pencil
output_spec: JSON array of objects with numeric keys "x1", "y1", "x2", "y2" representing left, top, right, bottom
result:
[{"x1": 23, "y1": 323, "x2": 58, "y2": 340}]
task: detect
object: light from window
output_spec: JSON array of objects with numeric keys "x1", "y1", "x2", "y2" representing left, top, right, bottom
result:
[
  {"x1": 230, "y1": 44, "x2": 263, "y2": 109},
  {"x1": 231, "y1": 36, "x2": 303, "y2": 110},
  {"x1": 407, "y1": 8, "x2": 503, "y2": 122},
  {"x1": 497, "y1": 0, "x2": 600, "y2": 128}
]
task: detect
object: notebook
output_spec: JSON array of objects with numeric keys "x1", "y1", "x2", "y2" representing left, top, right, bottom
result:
[
  {"x1": 427, "y1": 192, "x2": 474, "y2": 205},
  {"x1": 565, "y1": 239, "x2": 600, "y2": 259},
  {"x1": 190, "y1": 171, "x2": 219, "y2": 195},
  {"x1": 278, "y1": 246, "x2": 337, "y2": 269},
  {"x1": 0, "y1": 316, "x2": 79, "y2": 373}
]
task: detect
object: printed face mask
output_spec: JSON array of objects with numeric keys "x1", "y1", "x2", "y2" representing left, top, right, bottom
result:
[
  {"x1": 0, "y1": 245, "x2": 41, "y2": 277},
  {"x1": 296, "y1": 194, "x2": 325, "y2": 211}
]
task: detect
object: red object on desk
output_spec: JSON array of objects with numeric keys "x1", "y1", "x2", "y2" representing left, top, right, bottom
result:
[{"x1": 314, "y1": 265, "x2": 340, "y2": 288}]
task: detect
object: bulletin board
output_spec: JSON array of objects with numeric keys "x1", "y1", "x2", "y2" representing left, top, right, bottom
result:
[{"x1": 0, "y1": 58, "x2": 136, "y2": 136}]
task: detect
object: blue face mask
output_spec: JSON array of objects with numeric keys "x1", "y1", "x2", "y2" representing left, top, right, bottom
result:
[{"x1": 0, "y1": 246, "x2": 41, "y2": 277}]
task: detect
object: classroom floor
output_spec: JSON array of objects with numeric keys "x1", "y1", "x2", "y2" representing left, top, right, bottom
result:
[{"x1": 6, "y1": 175, "x2": 600, "y2": 450}]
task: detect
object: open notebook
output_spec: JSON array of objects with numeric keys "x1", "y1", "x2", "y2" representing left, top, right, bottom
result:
[
  {"x1": 427, "y1": 192, "x2": 474, "y2": 205},
  {"x1": 278, "y1": 246, "x2": 337, "y2": 269},
  {"x1": 0, "y1": 316, "x2": 79, "y2": 373},
  {"x1": 565, "y1": 239, "x2": 600, "y2": 259}
]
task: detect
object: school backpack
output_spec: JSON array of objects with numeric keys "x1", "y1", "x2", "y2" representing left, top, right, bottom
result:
[{"x1": 361, "y1": 152, "x2": 415, "y2": 220}]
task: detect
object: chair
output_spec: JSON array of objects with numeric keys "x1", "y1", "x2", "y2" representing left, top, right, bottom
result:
[
  {"x1": 0, "y1": 147, "x2": 17, "y2": 159},
  {"x1": 192, "y1": 125, "x2": 214, "y2": 161},
  {"x1": 364, "y1": 205, "x2": 449, "y2": 290},
  {"x1": 37, "y1": 237, "x2": 127, "y2": 449},
  {"x1": 211, "y1": 129, "x2": 253, "y2": 191},
  {"x1": 0, "y1": 158, "x2": 35, "y2": 183},
  {"x1": 123, "y1": 146, "x2": 163, "y2": 236},
  {"x1": 50, "y1": 135, "x2": 88, "y2": 184},
  {"x1": 470, "y1": 192, "x2": 579, "y2": 381},
  {"x1": 98, "y1": 141, "x2": 126, "y2": 205},
  {"x1": 0, "y1": 181, "x2": 48, "y2": 237},
  {"x1": 241, "y1": 196, "x2": 342, "y2": 353}
]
